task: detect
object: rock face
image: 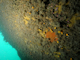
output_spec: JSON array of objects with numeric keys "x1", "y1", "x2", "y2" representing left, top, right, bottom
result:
[{"x1": 0, "y1": 0, "x2": 80, "y2": 60}]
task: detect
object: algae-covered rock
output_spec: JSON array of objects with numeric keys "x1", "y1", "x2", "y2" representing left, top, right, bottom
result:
[{"x1": 0, "y1": 0, "x2": 80, "y2": 60}]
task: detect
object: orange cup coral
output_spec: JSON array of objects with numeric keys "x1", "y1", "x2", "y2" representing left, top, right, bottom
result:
[{"x1": 45, "y1": 31, "x2": 58, "y2": 43}]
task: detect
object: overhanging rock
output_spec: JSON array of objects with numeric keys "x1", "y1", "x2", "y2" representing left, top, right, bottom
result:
[{"x1": 0, "y1": 0, "x2": 80, "y2": 60}]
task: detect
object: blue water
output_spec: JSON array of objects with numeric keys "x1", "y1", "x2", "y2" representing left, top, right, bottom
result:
[{"x1": 0, "y1": 32, "x2": 21, "y2": 60}]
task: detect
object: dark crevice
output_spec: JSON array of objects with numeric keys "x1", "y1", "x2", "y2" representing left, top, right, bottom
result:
[
  {"x1": 58, "y1": 0, "x2": 60, "y2": 3},
  {"x1": 41, "y1": 14, "x2": 44, "y2": 17},
  {"x1": 44, "y1": 0, "x2": 50, "y2": 9},
  {"x1": 41, "y1": 0, "x2": 43, "y2": 2},
  {"x1": 37, "y1": 11, "x2": 39, "y2": 15},
  {"x1": 53, "y1": 9, "x2": 55, "y2": 12},
  {"x1": 24, "y1": 10, "x2": 27, "y2": 12},
  {"x1": 38, "y1": 19, "x2": 41, "y2": 22},
  {"x1": 60, "y1": 21, "x2": 67, "y2": 28},
  {"x1": 76, "y1": 20, "x2": 80, "y2": 27},
  {"x1": 76, "y1": 51, "x2": 80, "y2": 55},
  {"x1": 30, "y1": 11, "x2": 32, "y2": 13},
  {"x1": 66, "y1": 0, "x2": 68, "y2": 3},
  {"x1": 57, "y1": 47, "x2": 59, "y2": 51}
]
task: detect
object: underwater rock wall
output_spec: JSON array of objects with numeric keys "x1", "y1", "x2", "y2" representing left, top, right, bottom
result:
[{"x1": 0, "y1": 0, "x2": 80, "y2": 60}]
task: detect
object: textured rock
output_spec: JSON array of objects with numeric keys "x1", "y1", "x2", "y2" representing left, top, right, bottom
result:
[{"x1": 0, "y1": 0, "x2": 80, "y2": 60}]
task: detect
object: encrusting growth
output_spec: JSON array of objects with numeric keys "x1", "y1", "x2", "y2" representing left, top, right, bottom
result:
[{"x1": 45, "y1": 31, "x2": 58, "y2": 43}]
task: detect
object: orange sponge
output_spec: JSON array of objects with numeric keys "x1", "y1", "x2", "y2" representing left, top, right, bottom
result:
[{"x1": 46, "y1": 31, "x2": 58, "y2": 43}]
